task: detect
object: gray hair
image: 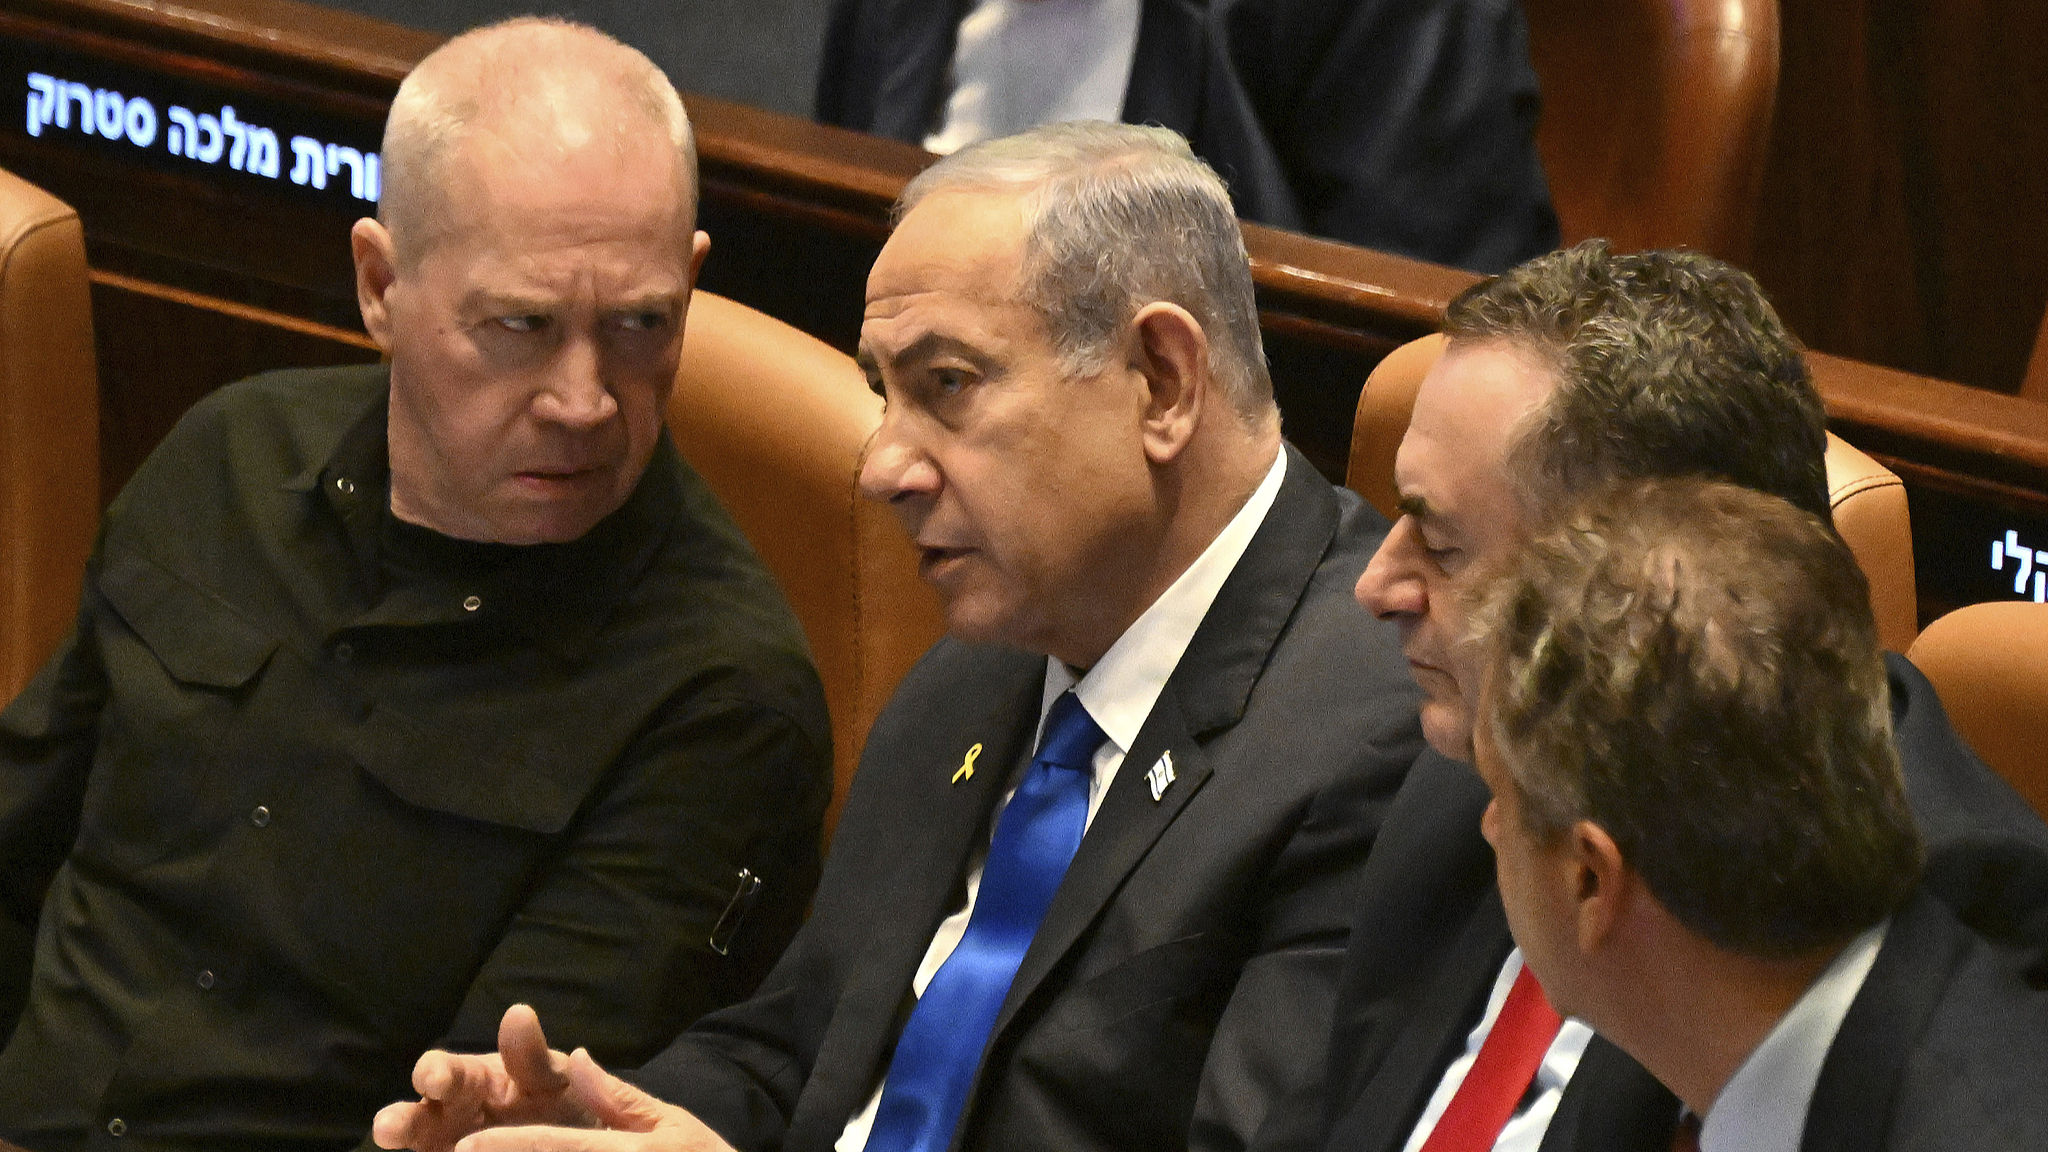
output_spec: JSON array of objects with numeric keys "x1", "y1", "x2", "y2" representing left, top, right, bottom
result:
[
  {"x1": 899, "y1": 121, "x2": 1275, "y2": 423},
  {"x1": 379, "y1": 17, "x2": 697, "y2": 263}
]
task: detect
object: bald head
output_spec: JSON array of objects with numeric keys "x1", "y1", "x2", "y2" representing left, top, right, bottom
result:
[
  {"x1": 378, "y1": 17, "x2": 698, "y2": 266},
  {"x1": 349, "y1": 17, "x2": 711, "y2": 546}
]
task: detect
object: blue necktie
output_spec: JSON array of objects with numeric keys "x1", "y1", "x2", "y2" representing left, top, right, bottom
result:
[{"x1": 866, "y1": 690, "x2": 1107, "y2": 1152}]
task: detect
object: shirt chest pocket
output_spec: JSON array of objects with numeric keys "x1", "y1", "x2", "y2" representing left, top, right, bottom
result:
[
  {"x1": 82, "y1": 550, "x2": 280, "y2": 870},
  {"x1": 278, "y1": 700, "x2": 608, "y2": 1024}
]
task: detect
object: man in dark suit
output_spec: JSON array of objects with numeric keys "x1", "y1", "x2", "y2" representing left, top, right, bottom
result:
[
  {"x1": 814, "y1": 0, "x2": 1560, "y2": 274},
  {"x1": 1466, "y1": 477, "x2": 2048, "y2": 1151},
  {"x1": 1255, "y1": 242, "x2": 2048, "y2": 1152},
  {"x1": 372, "y1": 120, "x2": 1424, "y2": 1152}
]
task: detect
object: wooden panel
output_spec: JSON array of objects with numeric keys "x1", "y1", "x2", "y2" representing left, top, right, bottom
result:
[
  {"x1": 90, "y1": 276, "x2": 376, "y2": 501},
  {"x1": 4, "y1": 0, "x2": 2048, "y2": 624},
  {"x1": 1753, "y1": 0, "x2": 2048, "y2": 395}
]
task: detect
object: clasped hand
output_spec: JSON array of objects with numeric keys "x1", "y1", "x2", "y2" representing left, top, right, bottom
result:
[{"x1": 372, "y1": 1004, "x2": 736, "y2": 1152}]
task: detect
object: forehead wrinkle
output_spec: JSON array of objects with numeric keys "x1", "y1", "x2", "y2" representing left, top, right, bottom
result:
[{"x1": 861, "y1": 291, "x2": 1033, "y2": 368}]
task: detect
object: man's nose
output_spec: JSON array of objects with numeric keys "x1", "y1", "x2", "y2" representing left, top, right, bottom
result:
[
  {"x1": 857, "y1": 415, "x2": 940, "y2": 506},
  {"x1": 533, "y1": 338, "x2": 618, "y2": 430},
  {"x1": 1356, "y1": 518, "x2": 1427, "y2": 620}
]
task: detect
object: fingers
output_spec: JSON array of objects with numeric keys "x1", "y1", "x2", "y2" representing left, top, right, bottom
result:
[
  {"x1": 563, "y1": 1050, "x2": 736, "y2": 1152},
  {"x1": 500, "y1": 1003, "x2": 572, "y2": 1095},
  {"x1": 370, "y1": 1101, "x2": 424, "y2": 1150},
  {"x1": 562, "y1": 1048, "x2": 662, "y2": 1134},
  {"x1": 414, "y1": 1049, "x2": 502, "y2": 1100},
  {"x1": 374, "y1": 1094, "x2": 484, "y2": 1152},
  {"x1": 455, "y1": 1126, "x2": 655, "y2": 1152},
  {"x1": 455, "y1": 1121, "x2": 731, "y2": 1152}
]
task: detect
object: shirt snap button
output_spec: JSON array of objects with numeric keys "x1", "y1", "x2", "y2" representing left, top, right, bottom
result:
[
  {"x1": 462, "y1": 595, "x2": 482, "y2": 612},
  {"x1": 197, "y1": 969, "x2": 215, "y2": 990},
  {"x1": 333, "y1": 642, "x2": 354, "y2": 663},
  {"x1": 250, "y1": 806, "x2": 272, "y2": 828},
  {"x1": 334, "y1": 476, "x2": 355, "y2": 496},
  {"x1": 107, "y1": 1118, "x2": 126, "y2": 1137}
]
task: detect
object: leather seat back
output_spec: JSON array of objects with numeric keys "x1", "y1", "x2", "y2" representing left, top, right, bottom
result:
[
  {"x1": 1908, "y1": 602, "x2": 2048, "y2": 821},
  {"x1": 669, "y1": 291, "x2": 945, "y2": 841},
  {"x1": 1347, "y1": 334, "x2": 1919, "y2": 651},
  {"x1": 0, "y1": 166, "x2": 98, "y2": 707},
  {"x1": 1523, "y1": 0, "x2": 1781, "y2": 264}
]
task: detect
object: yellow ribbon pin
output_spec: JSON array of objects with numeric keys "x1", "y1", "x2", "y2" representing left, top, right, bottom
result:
[{"x1": 952, "y1": 743, "x2": 983, "y2": 784}]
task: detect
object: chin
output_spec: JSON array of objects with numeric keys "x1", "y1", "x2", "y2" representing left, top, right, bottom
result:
[
  {"x1": 937, "y1": 592, "x2": 1036, "y2": 653},
  {"x1": 1420, "y1": 698, "x2": 1477, "y2": 763},
  {"x1": 483, "y1": 509, "x2": 607, "y2": 546},
  {"x1": 939, "y1": 601, "x2": 1004, "y2": 647}
]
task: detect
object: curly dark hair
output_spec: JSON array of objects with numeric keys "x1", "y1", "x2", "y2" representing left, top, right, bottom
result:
[{"x1": 1478, "y1": 478, "x2": 1922, "y2": 957}]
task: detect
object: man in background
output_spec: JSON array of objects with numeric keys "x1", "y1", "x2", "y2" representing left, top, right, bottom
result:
[
  {"x1": 0, "y1": 19, "x2": 829, "y2": 1149},
  {"x1": 817, "y1": 0, "x2": 1560, "y2": 273},
  {"x1": 1471, "y1": 477, "x2": 2048, "y2": 1150},
  {"x1": 373, "y1": 120, "x2": 1425, "y2": 1152},
  {"x1": 1255, "y1": 242, "x2": 2048, "y2": 1152}
]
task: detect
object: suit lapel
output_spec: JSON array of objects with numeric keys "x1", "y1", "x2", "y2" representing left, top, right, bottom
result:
[
  {"x1": 797, "y1": 652, "x2": 1044, "y2": 1136},
  {"x1": 860, "y1": 0, "x2": 971, "y2": 140},
  {"x1": 1540, "y1": 1036, "x2": 1679, "y2": 1152},
  {"x1": 1123, "y1": 0, "x2": 1207, "y2": 135},
  {"x1": 1802, "y1": 893, "x2": 1967, "y2": 1152},
  {"x1": 989, "y1": 445, "x2": 1340, "y2": 1043},
  {"x1": 1330, "y1": 900, "x2": 1514, "y2": 1152},
  {"x1": 1316, "y1": 752, "x2": 1499, "y2": 1152},
  {"x1": 993, "y1": 692, "x2": 1215, "y2": 1037}
]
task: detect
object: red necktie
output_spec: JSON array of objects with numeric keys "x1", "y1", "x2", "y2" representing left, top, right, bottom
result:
[{"x1": 1417, "y1": 964, "x2": 1564, "y2": 1152}]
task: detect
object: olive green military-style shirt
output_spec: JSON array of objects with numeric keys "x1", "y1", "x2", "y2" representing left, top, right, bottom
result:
[{"x1": 0, "y1": 364, "x2": 831, "y2": 1152}]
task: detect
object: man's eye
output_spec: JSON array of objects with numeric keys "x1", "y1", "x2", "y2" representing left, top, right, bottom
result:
[
  {"x1": 932, "y1": 368, "x2": 971, "y2": 395},
  {"x1": 618, "y1": 311, "x2": 669, "y2": 333},
  {"x1": 500, "y1": 314, "x2": 547, "y2": 333}
]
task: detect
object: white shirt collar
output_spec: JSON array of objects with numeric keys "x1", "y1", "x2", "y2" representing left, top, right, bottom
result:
[
  {"x1": 1700, "y1": 920, "x2": 1888, "y2": 1152},
  {"x1": 1039, "y1": 446, "x2": 1287, "y2": 760}
]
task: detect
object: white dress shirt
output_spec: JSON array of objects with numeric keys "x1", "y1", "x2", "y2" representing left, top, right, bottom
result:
[
  {"x1": 923, "y1": 0, "x2": 1143, "y2": 155},
  {"x1": 836, "y1": 447, "x2": 1286, "y2": 1151},
  {"x1": 1401, "y1": 950, "x2": 1596, "y2": 1152},
  {"x1": 1700, "y1": 921, "x2": 1887, "y2": 1152}
]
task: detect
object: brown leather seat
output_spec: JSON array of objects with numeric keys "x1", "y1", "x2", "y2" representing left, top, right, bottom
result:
[
  {"x1": 1346, "y1": 334, "x2": 1919, "y2": 652},
  {"x1": 1523, "y1": 0, "x2": 1781, "y2": 264},
  {"x1": 669, "y1": 291, "x2": 945, "y2": 842},
  {"x1": 0, "y1": 166, "x2": 98, "y2": 707},
  {"x1": 1907, "y1": 603, "x2": 2048, "y2": 821}
]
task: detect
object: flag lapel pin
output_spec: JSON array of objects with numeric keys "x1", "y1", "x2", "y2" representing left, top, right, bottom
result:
[{"x1": 1145, "y1": 751, "x2": 1177, "y2": 801}]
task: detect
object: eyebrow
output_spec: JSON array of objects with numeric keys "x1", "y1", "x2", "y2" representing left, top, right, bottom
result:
[
  {"x1": 1396, "y1": 493, "x2": 1436, "y2": 522},
  {"x1": 856, "y1": 332, "x2": 994, "y2": 390}
]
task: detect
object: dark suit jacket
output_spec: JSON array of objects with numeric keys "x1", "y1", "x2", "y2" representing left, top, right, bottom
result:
[
  {"x1": 815, "y1": 0, "x2": 1560, "y2": 274},
  {"x1": 628, "y1": 446, "x2": 1426, "y2": 1152},
  {"x1": 1254, "y1": 653, "x2": 2048, "y2": 1152},
  {"x1": 1803, "y1": 891, "x2": 2048, "y2": 1151}
]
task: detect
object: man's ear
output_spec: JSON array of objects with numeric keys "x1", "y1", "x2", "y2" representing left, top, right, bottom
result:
[
  {"x1": 676, "y1": 231, "x2": 714, "y2": 350},
  {"x1": 1130, "y1": 301, "x2": 1209, "y2": 466},
  {"x1": 1569, "y1": 820, "x2": 1631, "y2": 954},
  {"x1": 351, "y1": 218, "x2": 400, "y2": 352},
  {"x1": 689, "y1": 230, "x2": 711, "y2": 286}
]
